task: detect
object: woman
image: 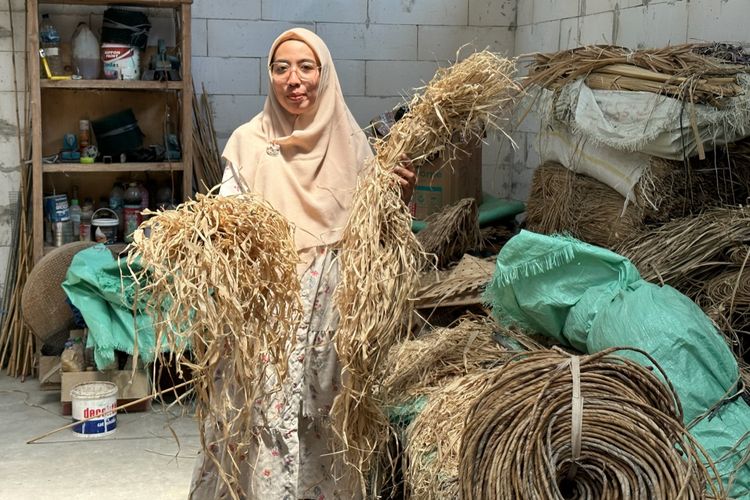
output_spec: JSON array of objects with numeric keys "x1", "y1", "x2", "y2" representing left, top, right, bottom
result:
[{"x1": 189, "y1": 28, "x2": 416, "y2": 499}]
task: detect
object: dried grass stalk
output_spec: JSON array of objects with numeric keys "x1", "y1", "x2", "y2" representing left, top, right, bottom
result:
[
  {"x1": 526, "y1": 162, "x2": 645, "y2": 249},
  {"x1": 416, "y1": 198, "x2": 480, "y2": 268},
  {"x1": 382, "y1": 315, "x2": 513, "y2": 402},
  {"x1": 404, "y1": 371, "x2": 495, "y2": 499},
  {"x1": 128, "y1": 194, "x2": 301, "y2": 499},
  {"x1": 332, "y1": 50, "x2": 521, "y2": 493},
  {"x1": 459, "y1": 348, "x2": 724, "y2": 499},
  {"x1": 414, "y1": 254, "x2": 495, "y2": 309}
]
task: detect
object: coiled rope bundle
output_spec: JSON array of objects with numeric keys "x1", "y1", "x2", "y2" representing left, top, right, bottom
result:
[{"x1": 459, "y1": 348, "x2": 724, "y2": 499}]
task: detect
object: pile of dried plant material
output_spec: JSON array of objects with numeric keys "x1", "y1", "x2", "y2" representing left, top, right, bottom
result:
[
  {"x1": 524, "y1": 43, "x2": 748, "y2": 105},
  {"x1": 331, "y1": 50, "x2": 521, "y2": 492},
  {"x1": 403, "y1": 370, "x2": 495, "y2": 499},
  {"x1": 382, "y1": 315, "x2": 534, "y2": 403},
  {"x1": 128, "y1": 194, "x2": 301, "y2": 498},
  {"x1": 459, "y1": 348, "x2": 724, "y2": 499},
  {"x1": 526, "y1": 162, "x2": 645, "y2": 249},
  {"x1": 414, "y1": 254, "x2": 496, "y2": 309},
  {"x1": 619, "y1": 207, "x2": 750, "y2": 297},
  {"x1": 416, "y1": 198, "x2": 480, "y2": 268},
  {"x1": 696, "y1": 266, "x2": 750, "y2": 357}
]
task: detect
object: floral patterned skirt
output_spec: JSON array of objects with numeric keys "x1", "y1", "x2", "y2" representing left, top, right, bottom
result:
[{"x1": 189, "y1": 248, "x2": 357, "y2": 499}]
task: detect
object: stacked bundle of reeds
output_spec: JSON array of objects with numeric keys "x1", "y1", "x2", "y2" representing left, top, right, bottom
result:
[
  {"x1": 416, "y1": 198, "x2": 480, "y2": 268},
  {"x1": 459, "y1": 348, "x2": 724, "y2": 499},
  {"x1": 128, "y1": 194, "x2": 301, "y2": 498},
  {"x1": 192, "y1": 85, "x2": 223, "y2": 193},
  {"x1": 525, "y1": 161, "x2": 646, "y2": 249},
  {"x1": 331, "y1": 50, "x2": 521, "y2": 493},
  {"x1": 525, "y1": 44, "x2": 747, "y2": 105}
]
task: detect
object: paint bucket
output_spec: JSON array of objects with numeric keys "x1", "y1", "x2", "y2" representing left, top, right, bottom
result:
[
  {"x1": 71, "y1": 381, "x2": 118, "y2": 437},
  {"x1": 92, "y1": 208, "x2": 119, "y2": 244},
  {"x1": 123, "y1": 204, "x2": 142, "y2": 243},
  {"x1": 101, "y1": 43, "x2": 140, "y2": 80}
]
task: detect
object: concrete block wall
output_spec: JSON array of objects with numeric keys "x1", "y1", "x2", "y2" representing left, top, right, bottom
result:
[{"x1": 511, "y1": 0, "x2": 750, "y2": 202}]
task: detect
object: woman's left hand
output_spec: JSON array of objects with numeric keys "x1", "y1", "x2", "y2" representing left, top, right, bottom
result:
[{"x1": 394, "y1": 154, "x2": 417, "y2": 204}]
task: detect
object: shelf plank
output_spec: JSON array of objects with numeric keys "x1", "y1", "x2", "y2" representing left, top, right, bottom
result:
[
  {"x1": 40, "y1": 0, "x2": 190, "y2": 5},
  {"x1": 40, "y1": 80, "x2": 184, "y2": 91},
  {"x1": 44, "y1": 162, "x2": 185, "y2": 173}
]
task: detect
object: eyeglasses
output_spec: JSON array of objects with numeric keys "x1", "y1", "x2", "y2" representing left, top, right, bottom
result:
[{"x1": 269, "y1": 61, "x2": 320, "y2": 81}]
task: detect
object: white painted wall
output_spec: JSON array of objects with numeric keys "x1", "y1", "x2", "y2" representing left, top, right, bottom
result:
[{"x1": 511, "y1": 0, "x2": 750, "y2": 201}]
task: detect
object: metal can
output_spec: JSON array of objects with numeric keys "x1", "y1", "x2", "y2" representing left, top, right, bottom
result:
[{"x1": 53, "y1": 221, "x2": 64, "y2": 247}]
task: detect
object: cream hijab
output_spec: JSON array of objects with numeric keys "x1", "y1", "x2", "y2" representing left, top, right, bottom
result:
[{"x1": 221, "y1": 28, "x2": 373, "y2": 255}]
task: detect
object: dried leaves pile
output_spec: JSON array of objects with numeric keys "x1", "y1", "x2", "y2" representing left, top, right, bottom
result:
[{"x1": 128, "y1": 194, "x2": 301, "y2": 498}]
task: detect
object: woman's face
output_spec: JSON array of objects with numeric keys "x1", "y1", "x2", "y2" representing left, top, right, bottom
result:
[{"x1": 270, "y1": 40, "x2": 320, "y2": 115}]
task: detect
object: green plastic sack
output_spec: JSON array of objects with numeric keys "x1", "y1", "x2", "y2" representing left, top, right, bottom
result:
[
  {"x1": 62, "y1": 244, "x2": 159, "y2": 369},
  {"x1": 484, "y1": 230, "x2": 750, "y2": 497}
]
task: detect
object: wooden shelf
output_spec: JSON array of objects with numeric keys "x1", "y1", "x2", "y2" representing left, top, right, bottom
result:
[
  {"x1": 43, "y1": 162, "x2": 185, "y2": 173},
  {"x1": 40, "y1": 80, "x2": 183, "y2": 91}
]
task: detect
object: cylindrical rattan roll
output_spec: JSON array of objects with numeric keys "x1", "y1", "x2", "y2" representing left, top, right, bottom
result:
[{"x1": 459, "y1": 348, "x2": 723, "y2": 500}]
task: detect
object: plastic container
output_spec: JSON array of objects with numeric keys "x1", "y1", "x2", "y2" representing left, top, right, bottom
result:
[
  {"x1": 39, "y1": 14, "x2": 63, "y2": 77},
  {"x1": 69, "y1": 198, "x2": 81, "y2": 238},
  {"x1": 71, "y1": 381, "x2": 117, "y2": 437},
  {"x1": 91, "y1": 109, "x2": 144, "y2": 157},
  {"x1": 80, "y1": 198, "x2": 93, "y2": 241},
  {"x1": 72, "y1": 22, "x2": 100, "y2": 79},
  {"x1": 123, "y1": 205, "x2": 142, "y2": 243},
  {"x1": 137, "y1": 183, "x2": 149, "y2": 210},
  {"x1": 92, "y1": 208, "x2": 119, "y2": 244},
  {"x1": 124, "y1": 182, "x2": 142, "y2": 205},
  {"x1": 101, "y1": 8, "x2": 151, "y2": 51},
  {"x1": 101, "y1": 43, "x2": 141, "y2": 80}
]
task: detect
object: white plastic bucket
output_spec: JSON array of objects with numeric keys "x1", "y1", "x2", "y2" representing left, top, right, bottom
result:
[
  {"x1": 101, "y1": 43, "x2": 140, "y2": 80},
  {"x1": 92, "y1": 208, "x2": 119, "y2": 244},
  {"x1": 71, "y1": 381, "x2": 118, "y2": 437}
]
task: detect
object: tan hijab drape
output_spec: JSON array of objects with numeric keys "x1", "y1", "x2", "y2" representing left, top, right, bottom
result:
[{"x1": 221, "y1": 28, "x2": 373, "y2": 255}]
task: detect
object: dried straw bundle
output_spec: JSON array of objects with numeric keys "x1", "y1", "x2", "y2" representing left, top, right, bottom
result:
[
  {"x1": 524, "y1": 44, "x2": 746, "y2": 104},
  {"x1": 332, "y1": 50, "x2": 520, "y2": 491},
  {"x1": 459, "y1": 348, "x2": 724, "y2": 499},
  {"x1": 128, "y1": 194, "x2": 301, "y2": 498},
  {"x1": 414, "y1": 254, "x2": 496, "y2": 309},
  {"x1": 696, "y1": 268, "x2": 750, "y2": 356},
  {"x1": 416, "y1": 198, "x2": 480, "y2": 268},
  {"x1": 526, "y1": 162, "x2": 645, "y2": 249},
  {"x1": 404, "y1": 371, "x2": 495, "y2": 500},
  {"x1": 618, "y1": 207, "x2": 750, "y2": 297},
  {"x1": 382, "y1": 315, "x2": 514, "y2": 402}
]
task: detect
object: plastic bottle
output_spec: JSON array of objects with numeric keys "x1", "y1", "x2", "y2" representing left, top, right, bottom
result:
[
  {"x1": 124, "y1": 182, "x2": 142, "y2": 205},
  {"x1": 109, "y1": 182, "x2": 125, "y2": 238},
  {"x1": 80, "y1": 198, "x2": 93, "y2": 241},
  {"x1": 69, "y1": 198, "x2": 81, "y2": 239},
  {"x1": 137, "y1": 183, "x2": 149, "y2": 210},
  {"x1": 78, "y1": 120, "x2": 90, "y2": 152},
  {"x1": 72, "y1": 22, "x2": 100, "y2": 79},
  {"x1": 39, "y1": 14, "x2": 64, "y2": 77}
]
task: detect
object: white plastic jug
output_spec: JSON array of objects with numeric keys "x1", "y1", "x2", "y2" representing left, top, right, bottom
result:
[{"x1": 72, "y1": 22, "x2": 100, "y2": 79}]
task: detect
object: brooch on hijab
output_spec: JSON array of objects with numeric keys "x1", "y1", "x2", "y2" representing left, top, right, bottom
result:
[{"x1": 266, "y1": 142, "x2": 280, "y2": 157}]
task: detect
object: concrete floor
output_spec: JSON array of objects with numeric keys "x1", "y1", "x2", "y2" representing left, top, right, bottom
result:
[{"x1": 0, "y1": 373, "x2": 201, "y2": 500}]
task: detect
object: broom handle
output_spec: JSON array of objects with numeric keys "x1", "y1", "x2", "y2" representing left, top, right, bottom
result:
[{"x1": 27, "y1": 378, "x2": 193, "y2": 444}]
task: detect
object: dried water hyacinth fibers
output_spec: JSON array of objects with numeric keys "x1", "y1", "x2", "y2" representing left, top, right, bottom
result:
[
  {"x1": 524, "y1": 44, "x2": 746, "y2": 104},
  {"x1": 332, "y1": 50, "x2": 520, "y2": 491},
  {"x1": 697, "y1": 269, "x2": 750, "y2": 355},
  {"x1": 618, "y1": 207, "x2": 750, "y2": 297},
  {"x1": 416, "y1": 198, "x2": 480, "y2": 268},
  {"x1": 459, "y1": 348, "x2": 724, "y2": 500},
  {"x1": 404, "y1": 371, "x2": 495, "y2": 500},
  {"x1": 128, "y1": 194, "x2": 301, "y2": 498},
  {"x1": 382, "y1": 315, "x2": 524, "y2": 402},
  {"x1": 526, "y1": 162, "x2": 645, "y2": 249},
  {"x1": 414, "y1": 254, "x2": 496, "y2": 308}
]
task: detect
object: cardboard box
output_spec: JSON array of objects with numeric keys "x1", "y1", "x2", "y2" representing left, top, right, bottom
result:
[
  {"x1": 61, "y1": 369, "x2": 151, "y2": 415},
  {"x1": 38, "y1": 355, "x2": 62, "y2": 389},
  {"x1": 409, "y1": 140, "x2": 483, "y2": 221}
]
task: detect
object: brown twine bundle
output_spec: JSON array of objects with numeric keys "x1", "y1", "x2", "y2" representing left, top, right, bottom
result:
[
  {"x1": 332, "y1": 50, "x2": 520, "y2": 493},
  {"x1": 128, "y1": 194, "x2": 301, "y2": 499},
  {"x1": 459, "y1": 348, "x2": 724, "y2": 500},
  {"x1": 416, "y1": 198, "x2": 481, "y2": 268},
  {"x1": 526, "y1": 161, "x2": 645, "y2": 249}
]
